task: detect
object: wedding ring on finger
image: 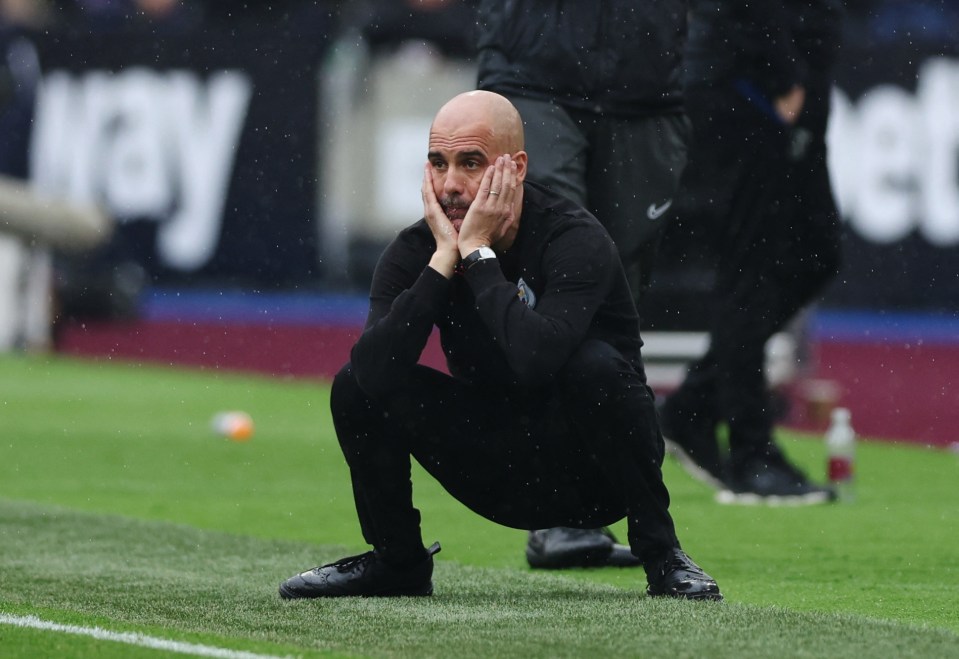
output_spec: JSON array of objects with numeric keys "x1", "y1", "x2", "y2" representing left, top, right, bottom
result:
[{"x1": 489, "y1": 190, "x2": 500, "y2": 196}]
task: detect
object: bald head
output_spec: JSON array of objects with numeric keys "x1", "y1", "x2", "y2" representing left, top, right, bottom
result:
[
  {"x1": 431, "y1": 90, "x2": 524, "y2": 154},
  {"x1": 426, "y1": 90, "x2": 529, "y2": 240}
]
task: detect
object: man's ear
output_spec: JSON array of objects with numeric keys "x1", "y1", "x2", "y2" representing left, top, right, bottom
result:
[{"x1": 513, "y1": 151, "x2": 529, "y2": 183}]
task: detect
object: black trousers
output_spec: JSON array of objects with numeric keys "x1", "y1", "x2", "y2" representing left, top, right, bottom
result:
[
  {"x1": 331, "y1": 339, "x2": 679, "y2": 565},
  {"x1": 506, "y1": 95, "x2": 691, "y2": 302},
  {"x1": 669, "y1": 80, "x2": 842, "y2": 465}
]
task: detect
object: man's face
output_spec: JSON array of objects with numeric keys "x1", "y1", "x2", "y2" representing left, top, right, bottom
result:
[{"x1": 427, "y1": 118, "x2": 501, "y2": 232}]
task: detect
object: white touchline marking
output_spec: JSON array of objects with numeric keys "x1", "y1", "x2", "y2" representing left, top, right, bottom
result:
[{"x1": 0, "y1": 613, "x2": 294, "y2": 659}]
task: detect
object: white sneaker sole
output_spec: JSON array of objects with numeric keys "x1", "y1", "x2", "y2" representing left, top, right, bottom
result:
[{"x1": 714, "y1": 489, "x2": 834, "y2": 506}]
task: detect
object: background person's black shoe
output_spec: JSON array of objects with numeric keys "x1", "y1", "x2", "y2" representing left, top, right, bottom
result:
[
  {"x1": 279, "y1": 542, "x2": 440, "y2": 598},
  {"x1": 658, "y1": 400, "x2": 727, "y2": 489},
  {"x1": 606, "y1": 541, "x2": 643, "y2": 568},
  {"x1": 645, "y1": 548, "x2": 723, "y2": 601},
  {"x1": 526, "y1": 527, "x2": 641, "y2": 569},
  {"x1": 717, "y1": 451, "x2": 835, "y2": 506}
]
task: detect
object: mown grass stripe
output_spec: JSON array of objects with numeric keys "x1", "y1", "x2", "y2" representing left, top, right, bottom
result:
[
  {"x1": 2, "y1": 355, "x2": 958, "y2": 658},
  {"x1": 0, "y1": 614, "x2": 292, "y2": 659}
]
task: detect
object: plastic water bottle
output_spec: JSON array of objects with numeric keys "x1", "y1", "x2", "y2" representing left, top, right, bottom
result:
[{"x1": 825, "y1": 407, "x2": 855, "y2": 502}]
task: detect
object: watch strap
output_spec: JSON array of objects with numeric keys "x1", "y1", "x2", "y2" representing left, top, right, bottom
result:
[{"x1": 462, "y1": 246, "x2": 497, "y2": 271}]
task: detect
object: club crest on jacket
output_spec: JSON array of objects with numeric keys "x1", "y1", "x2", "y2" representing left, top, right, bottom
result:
[{"x1": 517, "y1": 278, "x2": 537, "y2": 309}]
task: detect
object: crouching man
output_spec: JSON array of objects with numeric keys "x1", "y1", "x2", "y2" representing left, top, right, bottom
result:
[{"x1": 279, "y1": 91, "x2": 722, "y2": 601}]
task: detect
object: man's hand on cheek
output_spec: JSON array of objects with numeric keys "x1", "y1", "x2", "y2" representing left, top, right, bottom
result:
[
  {"x1": 422, "y1": 163, "x2": 461, "y2": 278},
  {"x1": 459, "y1": 155, "x2": 517, "y2": 256}
]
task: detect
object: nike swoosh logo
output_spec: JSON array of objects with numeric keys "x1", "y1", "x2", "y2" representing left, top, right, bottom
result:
[{"x1": 647, "y1": 199, "x2": 673, "y2": 220}]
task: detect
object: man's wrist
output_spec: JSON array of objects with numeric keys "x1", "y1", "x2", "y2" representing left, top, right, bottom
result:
[
  {"x1": 459, "y1": 241, "x2": 491, "y2": 259},
  {"x1": 429, "y1": 249, "x2": 459, "y2": 279},
  {"x1": 461, "y1": 246, "x2": 497, "y2": 271}
]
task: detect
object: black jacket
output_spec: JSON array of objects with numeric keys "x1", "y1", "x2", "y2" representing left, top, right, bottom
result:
[
  {"x1": 351, "y1": 181, "x2": 642, "y2": 400},
  {"x1": 476, "y1": 0, "x2": 687, "y2": 116},
  {"x1": 685, "y1": 0, "x2": 844, "y2": 98}
]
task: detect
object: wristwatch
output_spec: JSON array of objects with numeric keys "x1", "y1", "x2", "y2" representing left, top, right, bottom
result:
[{"x1": 462, "y1": 246, "x2": 497, "y2": 270}]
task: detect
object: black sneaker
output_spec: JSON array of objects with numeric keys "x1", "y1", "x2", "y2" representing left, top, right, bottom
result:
[
  {"x1": 646, "y1": 548, "x2": 723, "y2": 601},
  {"x1": 526, "y1": 527, "x2": 641, "y2": 569},
  {"x1": 659, "y1": 400, "x2": 727, "y2": 489},
  {"x1": 717, "y1": 452, "x2": 835, "y2": 506},
  {"x1": 279, "y1": 542, "x2": 440, "y2": 599}
]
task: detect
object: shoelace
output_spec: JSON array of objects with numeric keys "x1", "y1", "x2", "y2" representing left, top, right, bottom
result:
[
  {"x1": 320, "y1": 541, "x2": 439, "y2": 574},
  {"x1": 322, "y1": 551, "x2": 375, "y2": 574},
  {"x1": 661, "y1": 550, "x2": 702, "y2": 576}
]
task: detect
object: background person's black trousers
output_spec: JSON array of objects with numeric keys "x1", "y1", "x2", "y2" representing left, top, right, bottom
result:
[
  {"x1": 330, "y1": 339, "x2": 680, "y2": 566},
  {"x1": 506, "y1": 95, "x2": 691, "y2": 300},
  {"x1": 668, "y1": 81, "x2": 842, "y2": 466}
]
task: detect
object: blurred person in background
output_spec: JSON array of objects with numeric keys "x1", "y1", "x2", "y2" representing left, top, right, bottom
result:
[
  {"x1": 0, "y1": 0, "x2": 47, "y2": 352},
  {"x1": 476, "y1": 0, "x2": 690, "y2": 569},
  {"x1": 0, "y1": 1, "x2": 41, "y2": 174},
  {"x1": 658, "y1": 0, "x2": 844, "y2": 504}
]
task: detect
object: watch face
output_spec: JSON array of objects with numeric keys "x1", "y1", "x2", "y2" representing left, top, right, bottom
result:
[{"x1": 478, "y1": 247, "x2": 496, "y2": 259}]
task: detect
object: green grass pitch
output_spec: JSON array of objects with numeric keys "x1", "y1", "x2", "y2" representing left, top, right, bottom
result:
[{"x1": 1, "y1": 354, "x2": 957, "y2": 658}]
